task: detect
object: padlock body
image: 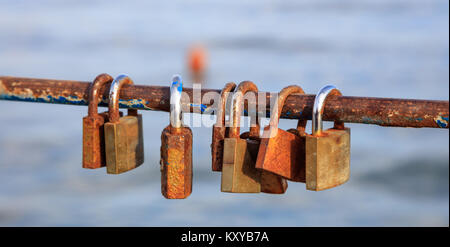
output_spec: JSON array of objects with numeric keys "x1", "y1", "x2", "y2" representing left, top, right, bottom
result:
[
  {"x1": 104, "y1": 114, "x2": 144, "y2": 174},
  {"x1": 211, "y1": 125, "x2": 226, "y2": 172},
  {"x1": 83, "y1": 111, "x2": 123, "y2": 169},
  {"x1": 305, "y1": 128, "x2": 350, "y2": 191},
  {"x1": 160, "y1": 125, "x2": 193, "y2": 199},
  {"x1": 256, "y1": 126, "x2": 306, "y2": 182},
  {"x1": 245, "y1": 138, "x2": 288, "y2": 194},
  {"x1": 83, "y1": 113, "x2": 107, "y2": 169},
  {"x1": 221, "y1": 137, "x2": 287, "y2": 194},
  {"x1": 221, "y1": 138, "x2": 261, "y2": 193}
]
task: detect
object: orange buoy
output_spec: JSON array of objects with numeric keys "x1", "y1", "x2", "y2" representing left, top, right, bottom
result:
[{"x1": 188, "y1": 45, "x2": 207, "y2": 83}]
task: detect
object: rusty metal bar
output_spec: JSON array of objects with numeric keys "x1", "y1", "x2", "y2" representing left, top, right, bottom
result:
[{"x1": 0, "y1": 76, "x2": 448, "y2": 129}]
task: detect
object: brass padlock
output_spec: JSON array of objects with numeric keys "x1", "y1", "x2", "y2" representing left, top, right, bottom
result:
[
  {"x1": 305, "y1": 85, "x2": 350, "y2": 191},
  {"x1": 256, "y1": 85, "x2": 307, "y2": 182},
  {"x1": 104, "y1": 74, "x2": 144, "y2": 174},
  {"x1": 160, "y1": 75, "x2": 193, "y2": 199},
  {"x1": 221, "y1": 81, "x2": 287, "y2": 194},
  {"x1": 82, "y1": 73, "x2": 114, "y2": 169},
  {"x1": 211, "y1": 82, "x2": 236, "y2": 172}
]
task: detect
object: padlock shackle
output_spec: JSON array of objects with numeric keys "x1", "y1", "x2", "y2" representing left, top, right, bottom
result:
[
  {"x1": 215, "y1": 82, "x2": 236, "y2": 128},
  {"x1": 170, "y1": 75, "x2": 183, "y2": 130},
  {"x1": 229, "y1": 81, "x2": 260, "y2": 139},
  {"x1": 312, "y1": 84, "x2": 343, "y2": 136},
  {"x1": 108, "y1": 74, "x2": 134, "y2": 123},
  {"x1": 88, "y1": 73, "x2": 114, "y2": 117},
  {"x1": 269, "y1": 85, "x2": 306, "y2": 133}
]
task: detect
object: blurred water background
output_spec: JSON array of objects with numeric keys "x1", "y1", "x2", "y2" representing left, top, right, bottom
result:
[{"x1": 0, "y1": 0, "x2": 448, "y2": 226}]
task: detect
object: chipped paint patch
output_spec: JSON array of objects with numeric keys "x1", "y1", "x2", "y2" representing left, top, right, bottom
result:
[
  {"x1": 264, "y1": 109, "x2": 299, "y2": 119},
  {"x1": 361, "y1": 117, "x2": 385, "y2": 125},
  {"x1": 118, "y1": 98, "x2": 153, "y2": 110},
  {"x1": 190, "y1": 103, "x2": 207, "y2": 113},
  {"x1": 0, "y1": 90, "x2": 159, "y2": 111},
  {"x1": 435, "y1": 116, "x2": 449, "y2": 128},
  {"x1": 402, "y1": 116, "x2": 424, "y2": 122},
  {"x1": 0, "y1": 92, "x2": 86, "y2": 105},
  {"x1": 0, "y1": 81, "x2": 6, "y2": 95}
]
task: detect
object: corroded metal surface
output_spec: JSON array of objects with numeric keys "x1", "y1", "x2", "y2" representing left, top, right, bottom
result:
[
  {"x1": 82, "y1": 73, "x2": 114, "y2": 169},
  {"x1": 257, "y1": 127, "x2": 306, "y2": 182},
  {"x1": 211, "y1": 82, "x2": 236, "y2": 172},
  {"x1": 221, "y1": 81, "x2": 287, "y2": 194},
  {"x1": 160, "y1": 125, "x2": 193, "y2": 199},
  {"x1": 256, "y1": 85, "x2": 307, "y2": 182},
  {"x1": 0, "y1": 76, "x2": 448, "y2": 128}
]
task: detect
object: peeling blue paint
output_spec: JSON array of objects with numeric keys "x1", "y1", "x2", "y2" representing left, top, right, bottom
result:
[
  {"x1": 0, "y1": 94, "x2": 87, "y2": 105},
  {"x1": 361, "y1": 117, "x2": 384, "y2": 125},
  {"x1": 402, "y1": 116, "x2": 424, "y2": 122},
  {"x1": 264, "y1": 109, "x2": 299, "y2": 119},
  {"x1": 0, "y1": 93, "x2": 157, "y2": 111},
  {"x1": 172, "y1": 75, "x2": 183, "y2": 92},
  {"x1": 436, "y1": 116, "x2": 448, "y2": 128},
  {"x1": 190, "y1": 103, "x2": 207, "y2": 113}
]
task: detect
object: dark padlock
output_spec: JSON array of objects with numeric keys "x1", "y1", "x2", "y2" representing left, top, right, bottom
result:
[
  {"x1": 256, "y1": 85, "x2": 307, "y2": 182},
  {"x1": 160, "y1": 75, "x2": 193, "y2": 199},
  {"x1": 104, "y1": 74, "x2": 144, "y2": 174},
  {"x1": 82, "y1": 73, "x2": 114, "y2": 169},
  {"x1": 211, "y1": 82, "x2": 236, "y2": 172},
  {"x1": 305, "y1": 85, "x2": 350, "y2": 191},
  {"x1": 221, "y1": 81, "x2": 287, "y2": 194}
]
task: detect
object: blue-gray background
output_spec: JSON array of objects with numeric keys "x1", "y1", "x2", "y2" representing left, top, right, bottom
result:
[{"x1": 0, "y1": 0, "x2": 448, "y2": 226}]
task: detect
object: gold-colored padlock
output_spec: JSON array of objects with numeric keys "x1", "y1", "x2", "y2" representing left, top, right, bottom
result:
[
  {"x1": 256, "y1": 85, "x2": 307, "y2": 182},
  {"x1": 104, "y1": 74, "x2": 144, "y2": 174},
  {"x1": 305, "y1": 85, "x2": 350, "y2": 191},
  {"x1": 211, "y1": 82, "x2": 236, "y2": 172},
  {"x1": 160, "y1": 75, "x2": 193, "y2": 199},
  {"x1": 221, "y1": 81, "x2": 287, "y2": 194}
]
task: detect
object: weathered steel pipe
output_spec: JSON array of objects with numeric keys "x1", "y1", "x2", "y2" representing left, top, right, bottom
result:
[{"x1": 0, "y1": 76, "x2": 448, "y2": 129}]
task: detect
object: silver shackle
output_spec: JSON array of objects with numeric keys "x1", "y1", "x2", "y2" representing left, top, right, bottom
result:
[
  {"x1": 170, "y1": 75, "x2": 183, "y2": 129},
  {"x1": 312, "y1": 84, "x2": 342, "y2": 136}
]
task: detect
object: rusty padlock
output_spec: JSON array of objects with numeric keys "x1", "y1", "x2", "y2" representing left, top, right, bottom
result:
[
  {"x1": 104, "y1": 74, "x2": 144, "y2": 174},
  {"x1": 211, "y1": 82, "x2": 236, "y2": 171},
  {"x1": 221, "y1": 81, "x2": 287, "y2": 194},
  {"x1": 82, "y1": 73, "x2": 114, "y2": 169},
  {"x1": 256, "y1": 85, "x2": 307, "y2": 182},
  {"x1": 160, "y1": 75, "x2": 193, "y2": 199},
  {"x1": 305, "y1": 85, "x2": 350, "y2": 191}
]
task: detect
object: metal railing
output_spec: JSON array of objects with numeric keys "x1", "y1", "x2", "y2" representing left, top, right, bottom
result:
[{"x1": 0, "y1": 76, "x2": 448, "y2": 129}]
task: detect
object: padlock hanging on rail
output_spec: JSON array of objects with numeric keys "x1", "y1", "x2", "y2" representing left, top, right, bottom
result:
[
  {"x1": 256, "y1": 85, "x2": 307, "y2": 182},
  {"x1": 220, "y1": 81, "x2": 287, "y2": 194},
  {"x1": 82, "y1": 73, "x2": 115, "y2": 169},
  {"x1": 104, "y1": 75, "x2": 145, "y2": 174},
  {"x1": 305, "y1": 85, "x2": 351, "y2": 191},
  {"x1": 160, "y1": 75, "x2": 193, "y2": 199},
  {"x1": 211, "y1": 82, "x2": 236, "y2": 172}
]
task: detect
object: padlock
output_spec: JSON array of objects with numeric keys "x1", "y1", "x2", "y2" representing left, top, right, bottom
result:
[
  {"x1": 82, "y1": 73, "x2": 114, "y2": 169},
  {"x1": 211, "y1": 82, "x2": 236, "y2": 171},
  {"x1": 160, "y1": 75, "x2": 193, "y2": 199},
  {"x1": 104, "y1": 74, "x2": 144, "y2": 174},
  {"x1": 305, "y1": 85, "x2": 350, "y2": 191},
  {"x1": 83, "y1": 74, "x2": 124, "y2": 169},
  {"x1": 256, "y1": 85, "x2": 307, "y2": 182},
  {"x1": 221, "y1": 81, "x2": 287, "y2": 194}
]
